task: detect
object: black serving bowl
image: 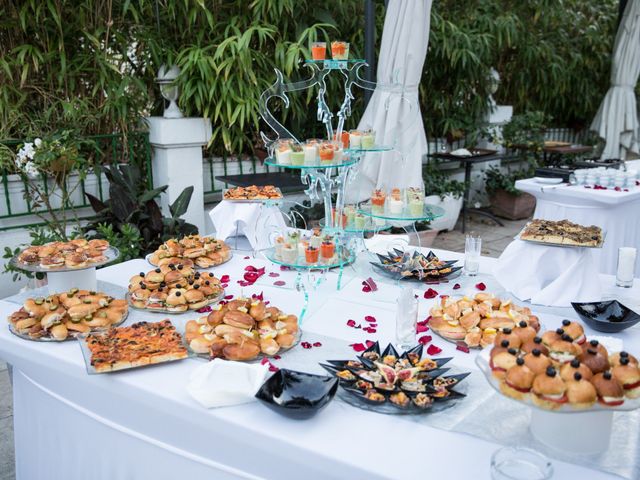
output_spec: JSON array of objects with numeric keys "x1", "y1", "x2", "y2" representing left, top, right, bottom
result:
[
  {"x1": 255, "y1": 369, "x2": 338, "y2": 420},
  {"x1": 571, "y1": 300, "x2": 640, "y2": 333}
]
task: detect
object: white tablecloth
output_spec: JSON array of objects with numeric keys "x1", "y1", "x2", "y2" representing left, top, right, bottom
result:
[
  {"x1": 209, "y1": 201, "x2": 286, "y2": 250},
  {"x1": 494, "y1": 239, "x2": 602, "y2": 307},
  {"x1": 516, "y1": 178, "x2": 640, "y2": 276},
  {"x1": 2, "y1": 248, "x2": 638, "y2": 479}
]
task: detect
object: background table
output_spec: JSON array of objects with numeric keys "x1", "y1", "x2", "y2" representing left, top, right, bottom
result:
[
  {"x1": 516, "y1": 178, "x2": 640, "y2": 276},
  {"x1": 1, "y1": 247, "x2": 637, "y2": 479}
]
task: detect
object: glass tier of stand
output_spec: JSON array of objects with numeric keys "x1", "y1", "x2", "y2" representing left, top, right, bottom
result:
[
  {"x1": 357, "y1": 203, "x2": 445, "y2": 223},
  {"x1": 263, "y1": 156, "x2": 360, "y2": 170}
]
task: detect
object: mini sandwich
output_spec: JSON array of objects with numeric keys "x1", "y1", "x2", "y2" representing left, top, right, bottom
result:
[
  {"x1": 163, "y1": 270, "x2": 185, "y2": 287},
  {"x1": 513, "y1": 320, "x2": 537, "y2": 344},
  {"x1": 548, "y1": 334, "x2": 581, "y2": 364},
  {"x1": 67, "y1": 303, "x2": 98, "y2": 321},
  {"x1": 478, "y1": 316, "x2": 515, "y2": 331},
  {"x1": 612, "y1": 358, "x2": 640, "y2": 399},
  {"x1": 130, "y1": 288, "x2": 150, "y2": 309},
  {"x1": 561, "y1": 319, "x2": 586, "y2": 344},
  {"x1": 431, "y1": 316, "x2": 466, "y2": 341},
  {"x1": 501, "y1": 357, "x2": 535, "y2": 400},
  {"x1": 526, "y1": 315, "x2": 541, "y2": 332},
  {"x1": 541, "y1": 328, "x2": 564, "y2": 347},
  {"x1": 532, "y1": 367, "x2": 567, "y2": 409},
  {"x1": 145, "y1": 269, "x2": 165, "y2": 285},
  {"x1": 64, "y1": 252, "x2": 88, "y2": 268},
  {"x1": 494, "y1": 327, "x2": 522, "y2": 350},
  {"x1": 560, "y1": 359, "x2": 593, "y2": 382},
  {"x1": 185, "y1": 289, "x2": 208, "y2": 310},
  {"x1": 480, "y1": 328, "x2": 499, "y2": 348},
  {"x1": 222, "y1": 310, "x2": 255, "y2": 330},
  {"x1": 610, "y1": 351, "x2": 639, "y2": 368},
  {"x1": 490, "y1": 339, "x2": 512, "y2": 359},
  {"x1": 581, "y1": 339, "x2": 609, "y2": 361},
  {"x1": 520, "y1": 336, "x2": 549, "y2": 356},
  {"x1": 565, "y1": 372, "x2": 597, "y2": 409},
  {"x1": 164, "y1": 291, "x2": 187, "y2": 312},
  {"x1": 490, "y1": 347, "x2": 519, "y2": 379},
  {"x1": 579, "y1": 347, "x2": 609, "y2": 375},
  {"x1": 147, "y1": 291, "x2": 169, "y2": 311},
  {"x1": 41, "y1": 255, "x2": 65, "y2": 269},
  {"x1": 592, "y1": 371, "x2": 625, "y2": 406},
  {"x1": 523, "y1": 348, "x2": 552, "y2": 375},
  {"x1": 40, "y1": 311, "x2": 65, "y2": 330}
]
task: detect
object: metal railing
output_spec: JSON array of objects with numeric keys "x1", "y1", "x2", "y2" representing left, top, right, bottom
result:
[{"x1": 0, "y1": 132, "x2": 152, "y2": 231}]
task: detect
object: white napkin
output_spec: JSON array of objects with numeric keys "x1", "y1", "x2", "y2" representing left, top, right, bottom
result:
[
  {"x1": 208, "y1": 202, "x2": 286, "y2": 249},
  {"x1": 493, "y1": 239, "x2": 602, "y2": 307},
  {"x1": 449, "y1": 148, "x2": 472, "y2": 157},
  {"x1": 187, "y1": 358, "x2": 270, "y2": 408}
]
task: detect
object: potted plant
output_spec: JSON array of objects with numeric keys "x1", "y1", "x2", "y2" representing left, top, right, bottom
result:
[
  {"x1": 484, "y1": 165, "x2": 536, "y2": 220},
  {"x1": 423, "y1": 162, "x2": 465, "y2": 231}
]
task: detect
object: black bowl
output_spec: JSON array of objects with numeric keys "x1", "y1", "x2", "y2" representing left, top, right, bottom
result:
[
  {"x1": 571, "y1": 300, "x2": 640, "y2": 333},
  {"x1": 255, "y1": 369, "x2": 338, "y2": 419}
]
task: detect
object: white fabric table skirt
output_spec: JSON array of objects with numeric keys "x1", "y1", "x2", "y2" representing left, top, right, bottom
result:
[
  {"x1": 516, "y1": 179, "x2": 640, "y2": 276},
  {"x1": 2, "y1": 248, "x2": 636, "y2": 480},
  {"x1": 209, "y1": 201, "x2": 286, "y2": 250}
]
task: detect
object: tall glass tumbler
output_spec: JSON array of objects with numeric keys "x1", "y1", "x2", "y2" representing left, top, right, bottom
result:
[
  {"x1": 464, "y1": 234, "x2": 482, "y2": 276},
  {"x1": 396, "y1": 286, "x2": 418, "y2": 349},
  {"x1": 616, "y1": 247, "x2": 637, "y2": 288}
]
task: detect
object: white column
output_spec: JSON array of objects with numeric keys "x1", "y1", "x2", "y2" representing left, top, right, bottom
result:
[{"x1": 146, "y1": 117, "x2": 212, "y2": 233}]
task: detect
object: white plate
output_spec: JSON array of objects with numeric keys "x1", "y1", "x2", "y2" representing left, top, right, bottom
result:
[{"x1": 534, "y1": 177, "x2": 564, "y2": 185}]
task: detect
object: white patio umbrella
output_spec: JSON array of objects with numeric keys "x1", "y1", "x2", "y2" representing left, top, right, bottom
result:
[
  {"x1": 590, "y1": 0, "x2": 640, "y2": 160},
  {"x1": 348, "y1": 0, "x2": 433, "y2": 202}
]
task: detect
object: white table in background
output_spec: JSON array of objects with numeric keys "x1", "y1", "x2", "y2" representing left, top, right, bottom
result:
[
  {"x1": 516, "y1": 178, "x2": 640, "y2": 276},
  {"x1": 1, "y1": 248, "x2": 638, "y2": 480}
]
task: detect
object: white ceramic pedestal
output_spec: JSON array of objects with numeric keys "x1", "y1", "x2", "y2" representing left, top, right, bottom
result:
[
  {"x1": 530, "y1": 408, "x2": 613, "y2": 454},
  {"x1": 47, "y1": 268, "x2": 97, "y2": 294},
  {"x1": 147, "y1": 116, "x2": 212, "y2": 233}
]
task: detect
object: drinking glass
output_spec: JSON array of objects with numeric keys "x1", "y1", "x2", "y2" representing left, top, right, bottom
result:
[
  {"x1": 395, "y1": 286, "x2": 418, "y2": 349},
  {"x1": 616, "y1": 247, "x2": 637, "y2": 288},
  {"x1": 491, "y1": 447, "x2": 553, "y2": 480},
  {"x1": 464, "y1": 234, "x2": 482, "y2": 276}
]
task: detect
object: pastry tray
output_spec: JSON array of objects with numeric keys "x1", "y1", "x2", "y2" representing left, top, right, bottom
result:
[
  {"x1": 475, "y1": 348, "x2": 640, "y2": 413},
  {"x1": 222, "y1": 188, "x2": 283, "y2": 203},
  {"x1": 77, "y1": 330, "x2": 191, "y2": 374},
  {"x1": 517, "y1": 224, "x2": 606, "y2": 249},
  {"x1": 125, "y1": 289, "x2": 225, "y2": 314},
  {"x1": 10, "y1": 246, "x2": 120, "y2": 272},
  {"x1": 7, "y1": 309, "x2": 129, "y2": 342}
]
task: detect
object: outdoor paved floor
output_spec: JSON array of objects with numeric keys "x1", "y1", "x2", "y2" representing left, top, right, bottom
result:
[{"x1": 0, "y1": 212, "x2": 528, "y2": 479}]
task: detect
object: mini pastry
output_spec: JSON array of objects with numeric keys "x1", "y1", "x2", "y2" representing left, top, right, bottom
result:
[
  {"x1": 541, "y1": 328, "x2": 564, "y2": 347},
  {"x1": 523, "y1": 349, "x2": 552, "y2": 376},
  {"x1": 612, "y1": 358, "x2": 640, "y2": 398},
  {"x1": 501, "y1": 357, "x2": 535, "y2": 400},
  {"x1": 579, "y1": 346, "x2": 609, "y2": 374},
  {"x1": 532, "y1": 367, "x2": 567, "y2": 409},
  {"x1": 581, "y1": 339, "x2": 609, "y2": 361},
  {"x1": 592, "y1": 371, "x2": 625, "y2": 406},
  {"x1": 560, "y1": 359, "x2": 593, "y2": 382},
  {"x1": 561, "y1": 319, "x2": 586, "y2": 344},
  {"x1": 565, "y1": 372, "x2": 597, "y2": 409}
]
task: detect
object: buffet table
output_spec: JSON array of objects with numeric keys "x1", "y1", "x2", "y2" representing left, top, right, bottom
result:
[
  {"x1": 1, "y1": 247, "x2": 639, "y2": 480},
  {"x1": 515, "y1": 178, "x2": 640, "y2": 276}
]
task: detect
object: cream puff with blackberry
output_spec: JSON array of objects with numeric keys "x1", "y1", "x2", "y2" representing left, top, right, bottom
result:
[
  {"x1": 532, "y1": 367, "x2": 567, "y2": 409},
  {"x1": 592, "y1": 371, "x2": 625, "y2": 406},
  {"x1": 501, "y1": 357, "x2": 535, "y2": 400}
]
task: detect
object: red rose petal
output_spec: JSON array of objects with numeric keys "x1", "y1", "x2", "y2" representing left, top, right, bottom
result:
[
  {"x1": 364, "y1": 315, "x2": 376, "y2": 323},
  {"x1": 244, "y1": 256, "x2": 250, "y2": 259},
  {"x1": 237, "y1": 280, "x2": 249, "y2": 286},
  {"x1": 196, "y1": 306, "x2": 213, "y2": 313},
  {"x1": 280, "y1": 265, "x2": 290, "y2": 271},
  {"x1": 268, "y1": 272, "x2": 280, "y2": 277},
  {"x1": 369, "y1": 324, "x2": 378, "y2": 328},
  {"x1": 362, "y1": 277, "x2": 378, "y2": 292},
  {"x1": 426, "y1": 344, "x2": 442, "y2": 355},
  {"x1": 615, "y1": 186, "x2": 622, "y2": 192},
  {"x1": 273, "y1": 355, "x2": 281, "y2": 360},
  {"x1": 456, "y1": 341, "x2": 470, "y2": 353},
  {"x1": 251, "y1": 292, "x2": 264, "y2": 301},
  {"x1": 313, "y1": 342, "x2": 322, "y2": 347},
  {"x1": 347, "y1": 319, "x2": 357, "y2": 327},
  {"x1": 245, "y1": 265, "x2": 257, "y2": 272},
  {"x1": 273, "y1": 280, "x2": 286, "y2": 286},
  {"x1": 624, "y1": 188, "x2": 629, "y2": 192},
  {"x1": 301, "y1": 342, "x2": 312, "y2": 349},
  {"x1": 223, "y1": 294, "x2": 234, "y2": 300},
  {"x1": 636, "y1": 180, "x2": 640, "y2": 186},
  {"x1": 219, "y1": 275, "x2": 230, "y2": 283},
  {"x1": 416, "y1": 324, "x2": 429, "y2": 333},
  {"x1": 424, "y1": 288, "x2": 438, "y2": 299},
  {"x1": 425, "y1": 316, "x2": 432, "y2": 324},
  {"x1": 244, "y1": 272, "x2": 260, "y2": 282},
  {"x1": 365, "y1": 340, "x2": 375, "y2": 348},
  {"x1": 362, "y1": 284, "x2": 372, "y2": 293},
  {"x1": 269, "y1": 364, "x2": 280, "y2": 372},
  {"x1": 418, "y1": 335, "x2": 432, "y2": 345},
  {"x1": 363, "y1": 327, "x2": 377, "y2": 334},
  {"x1": 475, "y1": 282, "x2": 486, "y2": 291},
  {"x1": 260, "y1": 357, "x2": 270, "y2": 365},
  {"x1": 350, "y1": 343, "x2": 366, "y2": 352},
  {"x1": 453, "y1": 283, "x2": 461, "y2": 290}
]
